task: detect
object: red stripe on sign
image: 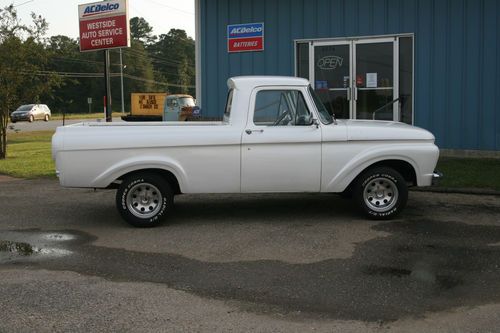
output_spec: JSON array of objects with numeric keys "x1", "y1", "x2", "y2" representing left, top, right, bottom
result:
[{"x1": 228, "y1": 37, "x2": 264, "y2": 52}]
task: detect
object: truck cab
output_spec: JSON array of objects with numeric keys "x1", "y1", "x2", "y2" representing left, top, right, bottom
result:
[{"x1": 163, "y1": 95, "x2": 196, "y2": 121}]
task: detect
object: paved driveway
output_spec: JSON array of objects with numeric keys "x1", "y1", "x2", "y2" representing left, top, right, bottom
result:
[{"x1": 0, "y1": 178, "x2": 500, "y2": 332}]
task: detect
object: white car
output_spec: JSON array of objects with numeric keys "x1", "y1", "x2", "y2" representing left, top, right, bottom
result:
[
  {"x1": 52, "y1": 76, "x2": 441, "y2": 227},
  {"x1": 10, "y1": 104, "x2": 51, "y2": 123}
]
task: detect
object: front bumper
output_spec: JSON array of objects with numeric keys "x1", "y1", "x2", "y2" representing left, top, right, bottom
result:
[
  {"x1": 10, "y1": 114, "x2": 31, "y2": 122},
  {"x1": 432, "y1": 171, "x2": 444, "y2": 185}
]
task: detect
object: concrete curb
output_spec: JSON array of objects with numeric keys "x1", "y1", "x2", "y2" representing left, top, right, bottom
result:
[
  {"x1": 411, "y1": 187, "x2": 500, "y2": 196},
  {"x1": 0, "y1": 175, "x2": 22, "y2": 182}
]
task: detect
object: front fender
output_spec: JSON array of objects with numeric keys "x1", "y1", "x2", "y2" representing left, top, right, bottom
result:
[
  {"x1": 324, "y1": 143, "x2": 438, "y2": 192},
  {"x1": 91, "y1": 155, "x2": 188, "y2": 191}
]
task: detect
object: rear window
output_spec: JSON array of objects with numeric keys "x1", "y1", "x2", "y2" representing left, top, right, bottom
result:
[
  {"x1": 223, "y1": 89, "x2": 234, "y2": 123},
  {"x1": 179, "y1": 97, "x2": 195, "y2": 107},
  {"x1": 17, "y1": 105, "x2": 33, "y2": 111}
]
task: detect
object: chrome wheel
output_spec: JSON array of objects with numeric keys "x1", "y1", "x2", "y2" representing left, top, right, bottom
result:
[
  {"x1": 363, "y1": 177, "x2": 399, "y2": 213},
  {"x1": 126, "y1": 182, "x2": 163, "y2": 219}
]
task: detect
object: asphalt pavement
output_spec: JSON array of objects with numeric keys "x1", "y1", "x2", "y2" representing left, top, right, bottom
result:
[{"x1": 1, "y1": 178, "x2": 500, "y2": 332}]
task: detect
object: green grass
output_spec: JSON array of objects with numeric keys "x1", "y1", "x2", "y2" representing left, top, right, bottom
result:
[
  {"x1": 1, "y1": 131, "x2": 500, "y2": 191},
  {"x1": 435, "y1": 157, "x2": 500, "y2": 191},
  {"x1": 51, "y1": 112, "x2": 124, "y2": 120},
  {"x1": 0, "y1": 131, "x2": 56, "y2": 178}
]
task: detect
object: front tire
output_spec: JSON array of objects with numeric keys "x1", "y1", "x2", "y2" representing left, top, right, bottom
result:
[
  {"x1": 353, "y1": 167, "x2": 408, "y2": 220},
  {"x1": 116, "y1": 173, "x2": 174, "y2": 227},
  {"x1": 29, "y1": 115, "x2": 34, "y2": 123},
  {"x1": 44, "y1": 114, "x2": 50, "y2": 122}
]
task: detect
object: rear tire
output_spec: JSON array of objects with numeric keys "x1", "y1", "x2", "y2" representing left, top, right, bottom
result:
[
  {"x1": 44, "y1": 114, "x2": 49, "y2": 122},
  {"x1": 116, "y1": 173, "x2": 174, "y2": 227},
  {"x1": 353, "y1": 167, "x2": 408, "y2": 220}
]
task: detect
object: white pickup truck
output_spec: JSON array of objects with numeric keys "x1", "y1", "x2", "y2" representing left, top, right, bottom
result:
[{"x1": 52, "y1": 76, "x2": 441, "y2": 227}]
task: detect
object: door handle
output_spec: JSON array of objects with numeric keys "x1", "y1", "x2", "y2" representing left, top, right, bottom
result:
[
  {"x1": 245, "y1": 129, "x2": 264, "y2": 135},
  {"x1": 354, "y1": 87, "x2": 358, "y2": 101},
  {"x1": 347, "y1": 88, "x2": 351, "y2": 101}
]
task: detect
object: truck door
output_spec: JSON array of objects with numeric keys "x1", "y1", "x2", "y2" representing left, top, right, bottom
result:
[{"x1": 241, "y1": 87, "x2": 322, "y2": 192}]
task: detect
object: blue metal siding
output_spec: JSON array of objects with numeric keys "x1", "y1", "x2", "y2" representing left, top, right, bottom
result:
[{"x1": 200, "y1": 0, "x2": 500, "y2": 150}]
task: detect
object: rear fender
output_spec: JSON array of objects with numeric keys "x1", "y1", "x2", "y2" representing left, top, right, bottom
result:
[{"x1": 91, "y1": 156, "x2": 188, "y2": 191}]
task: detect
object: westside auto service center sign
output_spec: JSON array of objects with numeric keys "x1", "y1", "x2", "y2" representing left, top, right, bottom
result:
[
  {"x1": 78, "y1": 0, "x2": 130, "y2": 52},
  {"x1": 227, "y1": 23, "x2": 264, "y2": 53}
]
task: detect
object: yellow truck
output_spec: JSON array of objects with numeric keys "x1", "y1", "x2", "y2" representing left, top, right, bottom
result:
[{"x1": 122, "y1": 93, "x2": 166, "y2": 121}]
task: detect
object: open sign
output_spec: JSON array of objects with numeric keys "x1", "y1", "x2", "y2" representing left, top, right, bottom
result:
[{"x1": 317, "y1": 56, "x2": 343, "y2": 70}]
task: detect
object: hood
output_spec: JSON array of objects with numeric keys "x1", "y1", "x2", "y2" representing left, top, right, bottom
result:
[{"x1": 343, "y1": 120, "x2": 435, "y2": 141}]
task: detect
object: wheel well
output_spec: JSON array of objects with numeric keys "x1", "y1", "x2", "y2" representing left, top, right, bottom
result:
[
  {"x1": 363, "y1": 160, "x2": 417, "y2": 186},
  {"x1": 115, "y1": 169, "x2": 182, "y2": 194},
  {"x1": 343, "y1": 159, "x2": 417, "y2": 195}
]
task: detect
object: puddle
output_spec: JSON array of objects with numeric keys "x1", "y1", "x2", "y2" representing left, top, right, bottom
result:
[
  {"x1": 0, "y1": 231, "x2": 76, "y2": 264},
  {"x1": 0, "y1": 221, "x2": 498, "y2": 322},
  {"x1": 0, "y1": 240, "x2": 37, "y2": 256},
  {"x1": 40, "y1": 233, "x2": 76, "y2": 241}
]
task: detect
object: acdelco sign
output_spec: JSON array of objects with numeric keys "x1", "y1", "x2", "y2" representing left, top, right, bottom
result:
[
  {"x1": 227, "y1": 22, "x2": 264, "y2": 53},
  {"x1": 82, "y1": 3, "x2": 120, "y2": 17},
  {"x1": 228, "y1": 24, "x2": 264, "y2": 38},
  {"x1": 78, "y1": 0, "x2": 130, "y2": 52},
  {"x1": 78, "y1": 0, "x2": 126, "y2": 20}
]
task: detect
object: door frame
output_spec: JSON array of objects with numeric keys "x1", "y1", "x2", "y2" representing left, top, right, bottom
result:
[
  {"x1": 352, "y1": 37, "x2": 399, "y2": 121},
  {"x1": 311, "y1": 40, "x2": 353, "y2": 118},
  {"x1": 295, "y1": 34, "x2": 414, "y2": 124}
]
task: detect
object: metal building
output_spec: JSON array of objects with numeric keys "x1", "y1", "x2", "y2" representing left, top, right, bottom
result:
[{"x1": 195, "y1": 0, "x2": 500, "y2": 152}]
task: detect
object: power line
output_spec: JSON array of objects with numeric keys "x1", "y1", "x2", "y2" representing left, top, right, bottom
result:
[
  {"x1": 141, "y1": 0, "x2": 194, "y2": 16},
  {"x1": 14, "y1": 69, "x2": 194, "y2": 89},
  {"x1": 122, "y1": 48, "x2": 195, "y2": 68},
  {"x1": 123, "y1": 73, "x2": 194, "y2": 88},
  {"x1": 13, "y1": 0, "x2": 34, "y2": 7}
]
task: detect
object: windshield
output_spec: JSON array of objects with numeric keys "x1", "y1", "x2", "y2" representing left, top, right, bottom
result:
[
  {"x1": 16, "y1": 105, "x2": 33, "y2": 111},
  {"x1": 308, "y1": 86, "x2": 334, "y2": 125},
  {"x1": 179, "y1": 97, "x2": 195, "y2": 107}
]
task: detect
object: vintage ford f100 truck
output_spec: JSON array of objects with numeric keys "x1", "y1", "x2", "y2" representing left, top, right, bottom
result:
[{"x1": 52, "y1": 76, "x2": 441, "y2": 227}]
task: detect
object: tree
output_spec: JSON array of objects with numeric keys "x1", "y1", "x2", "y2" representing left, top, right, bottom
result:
[
  {"x1": 130, "y1": 17, "x2": 156, "y2": 46},
  {"x1": 45, "y1": 35, "x2": 104, "y2": 114},
  {"x1": 0, "y1": 4, "x2": 60, "y2": 159},
  {"x1": 149, "y1": 29, "x2": 195, "y2": 96}
]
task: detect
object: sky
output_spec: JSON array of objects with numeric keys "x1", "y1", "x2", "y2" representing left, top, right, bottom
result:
[{"x1": 1, "y1": 0, "x2": 196, "y2": 38}]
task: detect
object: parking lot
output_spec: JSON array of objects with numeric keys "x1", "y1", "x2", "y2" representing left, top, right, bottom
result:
[{"x1": 1, "y1": 178, "x2": 500, "y2": 332}]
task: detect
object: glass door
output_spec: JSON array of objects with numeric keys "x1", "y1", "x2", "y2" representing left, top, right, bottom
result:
[
  {"x1": 308, "y1": 37, "x2": 402, "y2": 122},
  {"x1": 312, "y1": 41, "x2": 351, "y2": 119},
  {"x1": 353, "y1": 38, "x2": 398, "y2": 120}
]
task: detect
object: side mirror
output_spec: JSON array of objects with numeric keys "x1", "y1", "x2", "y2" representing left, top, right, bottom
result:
[{"x1": 312, "y1": 118, "x2": 320, "y2": 128}]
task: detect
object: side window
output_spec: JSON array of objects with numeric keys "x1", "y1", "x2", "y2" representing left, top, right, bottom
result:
[{"x1": 253, "y1": 90, "x2": 312, "y2": 126}]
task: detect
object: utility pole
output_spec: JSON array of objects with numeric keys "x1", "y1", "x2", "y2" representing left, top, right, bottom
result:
[
  {"x1": 104, "y1": 49, "x2": 112, "y2": 122},
  {"x1": 120, "y1": 48, "x2": 125, "y2": 114}
]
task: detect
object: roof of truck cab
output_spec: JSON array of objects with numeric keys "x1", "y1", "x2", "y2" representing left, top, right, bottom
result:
[
  {"x1": 166, "y1": 94, "x2": 193, "y2": 99},
  {"x1": 228, "y1": 76, "x2": 310, "y2": 90}
]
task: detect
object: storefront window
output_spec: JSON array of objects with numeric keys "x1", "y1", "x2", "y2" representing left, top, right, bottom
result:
[
  {"x1": 399, "y1": 37, "x2": 413, "y2": 124},
  {"x1": 296, "y1": 42, "x2": 309, "y2": 80},
  {"x1": 295, "y1": 35, "x2": 413, "y2": 123}
]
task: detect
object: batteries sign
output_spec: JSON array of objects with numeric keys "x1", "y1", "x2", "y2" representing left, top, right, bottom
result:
[
  {"x1": 227, "y1": 22, "x2": 264, "y2": 53},
  {"x1": 78, "y1": 0, "x2": 130, "y2": 52}
]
